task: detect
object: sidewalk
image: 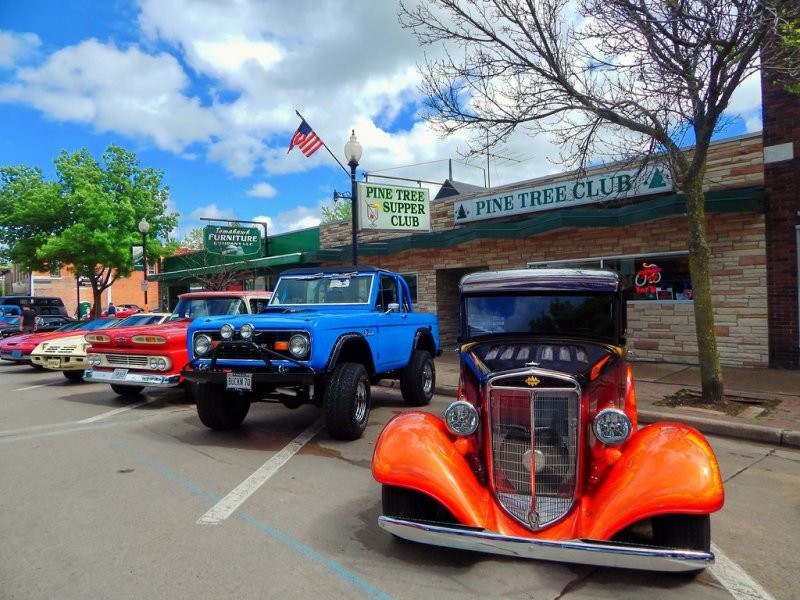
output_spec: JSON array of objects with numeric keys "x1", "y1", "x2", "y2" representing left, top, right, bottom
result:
[{"x1": 430, "y1": 350, "x2": 800, "y2": 449}]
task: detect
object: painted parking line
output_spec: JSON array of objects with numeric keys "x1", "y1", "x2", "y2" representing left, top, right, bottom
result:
[
  {"x1": 197, "y1": 418, "x2": 325, "y2": 525},
  {"x1": 0, "y1": 399, "x2": 155, "y2": 441},
  {"x1": 710, "y1": 543, "x2": 776, "y2": 600},
  {"x1": 77, "y1": 400, "x2": 150, "y2": 423}
]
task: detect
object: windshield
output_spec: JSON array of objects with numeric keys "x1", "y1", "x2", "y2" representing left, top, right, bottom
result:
[
  {"x1": 117, "y1": 314, "x2": 164, "y2": 326},
  {"x1": 270, "y1": 274, "x2": 373, "y2": 306},
  {"x1": 464, "y1": 294, "x2": 616, "y2": 341},
  {"x1": 172, "y1": 297, "x2": 247, "y2": 319}
]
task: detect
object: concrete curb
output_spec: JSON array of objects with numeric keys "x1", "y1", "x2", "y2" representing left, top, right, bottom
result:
[{"x1": 639, "y1": 410, "x2": 800, "y2": 449}]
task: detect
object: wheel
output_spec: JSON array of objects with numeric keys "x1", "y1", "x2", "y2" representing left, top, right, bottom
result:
[
  {"x1": 652, "y1": 514, "x2": 711, "y2": 552},
  {"x1": 400, "y1": 350, "x2": 435, "y2": 407},
  {"x1": 195, "y1": 382, "x2": 250, "y2": 430},
  {"x1": 382, "y1": 485, "x2": 457, "y2": 524},
  {"x1": 324, "y1": 362, "x2": 370, "y2": 440},
  {"x1": 111, "y1": 384, "x2": 144, "y2": 397},
  {"x1": 63, "y1": 370, "x2": 84, "y2": 381}
]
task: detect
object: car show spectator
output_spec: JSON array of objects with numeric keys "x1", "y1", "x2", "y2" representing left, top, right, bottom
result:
[
  {"x1": 19, "y1": 306, "x2": 37, "y2": 333},
  {"x1": 107, "y1": 302, "x2": 116, "y2": 316}
]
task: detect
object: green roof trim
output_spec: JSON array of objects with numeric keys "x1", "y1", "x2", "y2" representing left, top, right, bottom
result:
[
  {"x1": 333, "y1": 186, "x2": 764, "y2": 258},
  {"x1": 152, "y1": 252, "x2": 307, "y2": 282}
]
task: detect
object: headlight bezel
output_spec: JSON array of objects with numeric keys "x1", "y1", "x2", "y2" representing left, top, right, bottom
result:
[
  {"x1": 592, "y1": 408, "x2": 632, "y2": 446},
  {"x1": 193, "y1": 334, "x2": 212, "y2": 357},
  {"x1": 443, "y1": 400, "x2": 480, "y2": 436},
  {"x1": 288, "y1": 334, "x2": 310, "y2": 358}
]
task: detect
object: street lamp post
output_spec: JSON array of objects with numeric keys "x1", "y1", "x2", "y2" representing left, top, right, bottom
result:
[
  {"x1": 343, "y1": 130, "x2": 362, "y2": 266},
  {"x1": 138, "y1": 218, "x2": 150, "y2": 309}
]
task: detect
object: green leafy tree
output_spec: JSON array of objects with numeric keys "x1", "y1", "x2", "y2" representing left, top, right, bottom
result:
[
  {"x1": 181, "y1": 227, "x2": 205, "y2": 249},
  {"x1": 0, "y1": 145, "x2": 179, "y2": 317},
  {"x1": 399, "y1": 0, "x2": 800, "y2": 403},
  {"x1": 322, "y1": 200, "x2": 352, "y2": 223}
]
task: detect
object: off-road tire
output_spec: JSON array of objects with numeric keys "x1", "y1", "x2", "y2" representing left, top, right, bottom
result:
[
  {"x1": 111, "y1": 384, "x2": 144, "y2": 397},
  {"x1": 382, "y1": 485, "x2": 457, "y2": 524},
  {"x1": 63, "y1": 370, "x2": 84, "y2": 381},
  {"x1": 324, "y1": 362, "x2": 370, "y2": 440},
  {"x1": 195, "y1": 383, "x2": 250, "y2": 430},
  {"x1": 400, "y1": 350, "x2": 435, "y2": 407}
]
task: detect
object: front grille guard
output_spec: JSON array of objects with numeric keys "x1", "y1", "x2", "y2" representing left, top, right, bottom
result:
[
  {"x1": 487, "y1": 370, "x2": 581, "y2": 531},
  {"x1": 189, "y1": 338, "x2": 314, "y2": 375}
]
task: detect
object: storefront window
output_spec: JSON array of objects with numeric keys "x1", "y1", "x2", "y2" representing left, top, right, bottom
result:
[{"x1": 528, "y1": 252, "x2": 692, "y2": 302}]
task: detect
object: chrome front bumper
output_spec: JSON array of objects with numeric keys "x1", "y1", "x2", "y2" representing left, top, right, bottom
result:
[
  {"x1": 83, "y1": 369, "x2": 181, "y2": 387},
  {"x1": 378, "y1": 516, "x2": 714, "y2": 572}
]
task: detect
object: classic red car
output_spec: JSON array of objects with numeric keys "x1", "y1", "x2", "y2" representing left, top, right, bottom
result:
[
  {"x1": 101, "y1": 304, "x2": 143, "y2": 319},
  {"x1": 84, "y1": 290, "x2": 272, "y2": 398},
  {"x1": 372, "y1": 268, "x2": 724, "y2": 573},
  {"x1": 0, "y1": 318, "x2": 117, "y2": 365}
]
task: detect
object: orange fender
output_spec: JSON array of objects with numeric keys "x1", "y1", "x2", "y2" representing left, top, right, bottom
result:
[
  {"x1": 372, "y1": 412, "x2": 497, "y2": 526},
  {"x1": 581, "y1": 422, "x2": 725, "y2": 539}
]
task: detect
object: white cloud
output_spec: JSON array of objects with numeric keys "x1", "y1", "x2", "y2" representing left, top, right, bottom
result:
[
  {"x1": 185, "y1": 203, "x2": 239, "y2": 222},
  {"x1": 246, "y1": 182, "x2": 277, "y2": 198},
  {"x1": 0, "y1": 31, "x2": 41, "y2": 68}
]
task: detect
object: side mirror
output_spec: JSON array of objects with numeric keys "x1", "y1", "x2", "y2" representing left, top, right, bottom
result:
[{"x1": 386, "y1": 302, "x2": 400, "y2": 314}]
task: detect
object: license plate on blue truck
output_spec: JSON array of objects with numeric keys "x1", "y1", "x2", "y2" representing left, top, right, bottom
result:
[{"x1": 226, "y1": 372, "x2": 252, "y2": 391}]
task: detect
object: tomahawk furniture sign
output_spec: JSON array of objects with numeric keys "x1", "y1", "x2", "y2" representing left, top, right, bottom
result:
[
  {"x1": 203, "y1": 226, "x2": 262, "y2": 256},
  {"x1": 454, "y1": 166, "x2": 672, "y2": 224},
  {"x1": 357, "y1": 182, "x2": 431, "y2": 232}
]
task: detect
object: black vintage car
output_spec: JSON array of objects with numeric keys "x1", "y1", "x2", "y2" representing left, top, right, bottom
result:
[{"x1": 0, "y1": 315, "x2": 77, "y2": 339}]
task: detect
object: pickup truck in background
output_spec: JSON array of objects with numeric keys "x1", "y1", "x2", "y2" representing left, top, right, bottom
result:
[
  {"x1": 84, "y1": 290, "x2": 273, "y2": 398},
  {"x1": 181, "y1": 266, "x2": 440, "y2": 440}
]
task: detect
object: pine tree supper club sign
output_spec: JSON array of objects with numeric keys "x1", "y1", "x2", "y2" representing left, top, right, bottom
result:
[
  {"x1": 454, "y1": 165, "x2": 672, "y2": 223},
  {"x1": 357, "y1": 182, "x2": 431, "y2": 232},
  {"x1": 203, "y1": 226, "x2": 262, "y2": 257}
]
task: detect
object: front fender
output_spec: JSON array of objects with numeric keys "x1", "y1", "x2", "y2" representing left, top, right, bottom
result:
[
  {"x1": 372, "y1": 412, "x2": 494, "y2": 527},
  {"x1": 582, "y1": 422, "x2": 725, "y2": 538}
]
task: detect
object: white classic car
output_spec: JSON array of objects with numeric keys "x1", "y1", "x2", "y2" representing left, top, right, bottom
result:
[{"x1": 31, "y1": 313, "x2": 170, "y2": 380}]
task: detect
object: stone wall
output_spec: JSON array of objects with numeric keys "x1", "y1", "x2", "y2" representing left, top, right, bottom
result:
[{"x1": 320, "y1": 133, "x2": 769, "y2": 367}]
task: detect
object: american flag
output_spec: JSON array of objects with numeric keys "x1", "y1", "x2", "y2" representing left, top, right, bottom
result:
[{"x1": 288, "y1": 119, "x2": 323, "y2": 157}]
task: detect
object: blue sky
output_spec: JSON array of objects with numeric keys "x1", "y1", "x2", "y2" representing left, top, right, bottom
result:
[{"x1": 0, "y1": 1, "x2": 764, "y2": 243}]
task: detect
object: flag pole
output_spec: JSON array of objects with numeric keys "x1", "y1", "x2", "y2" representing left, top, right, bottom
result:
[{"x1": 295, "y1": 110, "x2": 350, "y2": 177}]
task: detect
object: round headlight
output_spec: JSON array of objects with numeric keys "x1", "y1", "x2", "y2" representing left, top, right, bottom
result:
[
  {"x1": 593, "y1": 408, "x2": 632, "y2": 446},
  {"x1": 444, "y1": 400, "x2": 479, "y2": 436},
  {"x1": 220, "y1": 323, "x2": 234, "y2": 340},
  {"x1": 194, "y1": 334, "x2": 212, "y2": 357},
  {"x1": 288, "y1": 334, "x2": 310, "y2": 358},
  {"x1": 240, "y1": 323, "x2": 254, "y2": 339},
  {"x1": 148, "y1": 357, "x2": 168, "y2": 371},
  {"x1": 87, "y1": 354, "x2": 100, "y2": 366}
]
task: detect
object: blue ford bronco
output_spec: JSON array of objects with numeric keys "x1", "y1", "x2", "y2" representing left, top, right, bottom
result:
[{"x1": 181, "y1": 266, "x2": 440, "y2": 440}]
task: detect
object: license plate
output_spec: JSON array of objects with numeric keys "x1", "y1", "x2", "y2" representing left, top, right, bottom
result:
[
  {"x1": 226, "y1": 372, "x2": 252, "y2": 391},
  {"x1": 46, "y1": 358, "x2": 61, "y2": 369},
  {"x1": 11, "y1": 350, "x2": 21, "y2": 358},
  {"x1": 112, "y1": 368, "x2": 128, "y2": 380}
]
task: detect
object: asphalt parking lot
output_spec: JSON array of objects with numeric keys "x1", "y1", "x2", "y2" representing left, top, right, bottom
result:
[{"x1": 2, "y1": 363, "x2": 797, "y2": 600}]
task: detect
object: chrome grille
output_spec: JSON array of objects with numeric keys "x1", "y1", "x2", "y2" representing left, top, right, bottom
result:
[
  {"x1": 488, "y1": 374, "x2": 579, "y2": 530},
  {"x1": 104, "y1": 354, "x2": 150, "y2": 368}
]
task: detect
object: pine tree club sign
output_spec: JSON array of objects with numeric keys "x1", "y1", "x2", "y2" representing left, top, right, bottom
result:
[
  {"x1": 454, "y1": 166, "x2": 672, "y2": 223},
  {"x1": 358, "y1": 182, "x2": 431, "y2": 232},
  {"x1": 203, "y1": 226, "x2": 262, "y2": 256}
]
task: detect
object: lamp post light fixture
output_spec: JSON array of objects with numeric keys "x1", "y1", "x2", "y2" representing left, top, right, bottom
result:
[
  {"x1": 138, "y1": 218, "x2": 150, "y2": 309},
  {"x1": 343, "y1": 130, "x2": 362, "y2": 266}
]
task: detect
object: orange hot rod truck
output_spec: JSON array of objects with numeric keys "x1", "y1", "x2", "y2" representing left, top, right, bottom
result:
[{"x1": 372, "y1": 268, "x2": 724, "y2": 573}]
